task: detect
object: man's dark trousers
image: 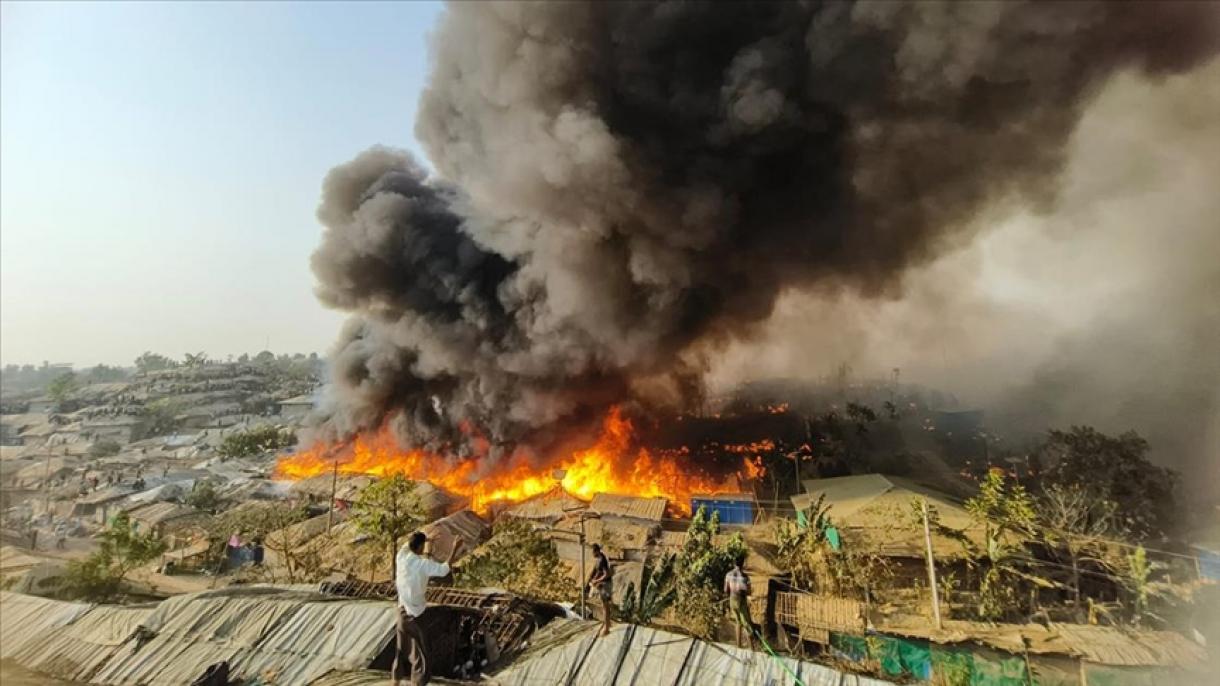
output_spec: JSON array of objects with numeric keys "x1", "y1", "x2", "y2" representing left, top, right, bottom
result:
[{"x1": 393, "y1": 605, "x2": 428, "y2": 685}]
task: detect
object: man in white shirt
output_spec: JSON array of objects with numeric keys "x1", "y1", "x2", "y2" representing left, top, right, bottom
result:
[{"x1": 394, "y1": 531, "x2": 461, "y2": 686}]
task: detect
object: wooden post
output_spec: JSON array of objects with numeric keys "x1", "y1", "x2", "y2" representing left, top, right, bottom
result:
[
  {"x1": 326, "y1": 458, "x2": 338, "y2": 532},
  {"x1": 579, "y1": 514, "x2": 587, "y2": 619},
  {"x1": 921, "y1": 498, "x2": 943, "y2": 630}
]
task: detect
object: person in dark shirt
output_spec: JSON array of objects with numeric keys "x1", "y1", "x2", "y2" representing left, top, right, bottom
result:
[{"x1": 587, "y1": 543, "x2": 615, "y2": 637}]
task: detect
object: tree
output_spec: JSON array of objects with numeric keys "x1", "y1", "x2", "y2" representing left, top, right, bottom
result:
[
  {"x1": 217, "y1": 425, "x2": 296, "y2": 459},
  {"x1": 46, "y1": 371, "x2": 79, "y2": 408},
  {"x1": 142, "y1": 398, "x2": 185, "y2": 436},
  {"x1": 620, "y1": 554, "x2": 678, "y2": 625},
  {"x1": 775, "y1": 493, "x2": 834, "y2": 590},
  {"x1": 350, "y1": 475, "x2": 424, "y2": 579},
  {"x1": 51, "y1": 512, "x2": 166, "y2": 601},
  {"x1": 259, "y1": 503, "x2": 329, "y2": 584},
  {"x1": 1038, "y1": 427, "x2": 1178, "y2": 539},
  {"x1": 85, "y1": 364, "x2": 128, "y2": 383},
  {"x1": 1039, "y1": 484, "x2": 1118, "y2": 618},
  {"x1": 456, "y1": 518, "x2": 577, "y2": 602},
  {"x1": 964, "y1": 469, "x2": 1044, "y2": 620},
  {"x1": 134, "y1": 351, "x2": 176, "y2": 373},
  {"x1": 183, "y1": 351, "x2": 208, "y2": 367},
  {"x1": 672, "y1": 506, "x2": 748, "y2": 639},
  {"x1": 187, "y1": 481, "x2": 223, "y2": 514}
]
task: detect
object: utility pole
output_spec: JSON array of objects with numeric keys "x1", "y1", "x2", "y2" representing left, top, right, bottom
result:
[
  {"x1": 326, "y1": 458, "x2": 339, "y2": 532},
  {"x1": 920, "y1": 497, "x2": 943, "y2": 630},
  {"x1": 555, "y1": 468, "x2": 594, "y2": 620}
]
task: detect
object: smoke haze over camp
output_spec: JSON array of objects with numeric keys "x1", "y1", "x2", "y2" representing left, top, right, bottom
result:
[{"x1": 309, "y1": 2, "x2": 1220, "y2": 485}]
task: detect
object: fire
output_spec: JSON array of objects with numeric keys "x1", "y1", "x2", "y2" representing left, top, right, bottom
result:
[{"x1": 276, "y1": 407, "x2": 763, "y2": 515}]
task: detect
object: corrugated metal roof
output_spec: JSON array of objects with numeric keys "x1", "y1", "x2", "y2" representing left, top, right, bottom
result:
[
  {"x1": 0, "y1": 591, "x2": 92, "y2": 656},
  {"x1": 502, "y1": 487, "x2": 587, "y2": 521},
  {"x1": 590, "y1": 493, "x2": 667, "y2": 522},
  {"x1": 9, "y1": 604, "x2": 154, "y2": 682}
]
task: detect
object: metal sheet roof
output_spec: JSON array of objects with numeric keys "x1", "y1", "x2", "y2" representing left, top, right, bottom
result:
[
  {"x1": 502, "y1": 487, "x2": 587, "y2": 521},
  {"x1": 589, "y1": 493, "x2": 667, "y2": 522}
]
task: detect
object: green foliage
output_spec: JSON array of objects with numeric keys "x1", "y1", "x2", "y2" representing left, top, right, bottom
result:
[
  {"x1": 217, "y1": 425, "x2": 296, "y2": 458},
  {"x1": 351, "y1": 475, "x2": 424, "y2": 577},
  {"x1": 187, "y1": 481, "x2": 223, "y2": 514},
  {"x1": 85, "y1": 364, "x2": 128, "y2": 383},
  {"x1": 89, "y1": 439, "x2": 122, "y2": 458},
  {"x1": 456, "y1": 518, "x2": 577, "y2": 602},
  {"x1": 671, "y1": 506, "x2": 747, "y2": 639},
  {"x1": 1125, "y1": 546, "x2": 1150, "y2": 622},
  {"x1": 142, "y1": 398, "x2": 185, "y2": 436},
  {"x1": 182, "y1": 351, "x2": 209, "y2": 367},
  {"x1": 964, "y1": 470, "x2": 1041, "y2": 620},
  {"x1": 620, "y1": 554, "x2": 678, "y2": 625},
  {"x1": 47, "y1": 371, "x2": 79, "y2": 407},
  {"x1": 1039, "y1": 426, "x2": 1178, "y2": 539},
  {"x1": 774, "y1": 493, "x2": 833, "y2": 590},
  {"x1": 134, "y1": 351, "x2": 176, "y2": 373},
  {"x1": 52, "y1": 512, "x2": 166, "y2": 601}
]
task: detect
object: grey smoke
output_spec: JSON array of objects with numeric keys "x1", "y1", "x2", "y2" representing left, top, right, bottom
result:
[{"x1": 309, "y1": 1, "x2": 1220, "y2": 460}]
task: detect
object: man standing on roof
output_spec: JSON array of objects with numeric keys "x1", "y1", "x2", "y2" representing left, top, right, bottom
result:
[
  {"x1": 724, "y1": 552, "x2": 757, "y2": 649},
  {"x1": 587, "y1": 542, "x2": 615, "y2": 638},
  {"x1": 395, "y1": 530, "x2": 462, "y2": 686}
]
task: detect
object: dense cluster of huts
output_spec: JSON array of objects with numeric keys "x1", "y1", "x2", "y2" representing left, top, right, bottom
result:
[{"x1": 1, "y1": 363, "x2": 1215, "y2": 684}]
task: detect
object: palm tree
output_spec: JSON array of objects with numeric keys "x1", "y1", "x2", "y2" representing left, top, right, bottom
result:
[{"x1": 620, "y1": 554, "x2": 678, "y2": 625}]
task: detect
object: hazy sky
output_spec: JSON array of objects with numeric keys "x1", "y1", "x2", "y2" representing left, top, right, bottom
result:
[{"x1": 1, "y1": 0, "x2": 443, "y2": 367}]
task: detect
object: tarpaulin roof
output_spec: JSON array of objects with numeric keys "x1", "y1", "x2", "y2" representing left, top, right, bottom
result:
[
  {"x1": 878, "y1": 617, "x2": 1208, "y2": 667},
  {"x1": 492, "y1": 619, "x2": 896, "y2": 686},
  {"x1": 9, "y1": 604, "x2": 154, "y2": 682},
  {"x1": 0, "y1": 591, "x2": 92, "y2": 656}
]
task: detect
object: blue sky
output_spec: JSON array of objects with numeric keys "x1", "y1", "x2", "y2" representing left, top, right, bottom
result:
[{"x1": 1, "y1": 0, "x2": 444, "y2": 366}]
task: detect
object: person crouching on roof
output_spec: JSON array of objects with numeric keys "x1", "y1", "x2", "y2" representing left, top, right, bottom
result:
[{"x1": 395, "y1": 531, "x2": 462, "y2": 686}]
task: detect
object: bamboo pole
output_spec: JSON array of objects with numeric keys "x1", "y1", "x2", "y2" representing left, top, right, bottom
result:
[{"x1": 921, "y1": 498, "x2": 943, "y2": 630}]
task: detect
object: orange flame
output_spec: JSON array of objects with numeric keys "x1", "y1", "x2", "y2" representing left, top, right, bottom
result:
[{"x1": 276, "y1": 407, "x2": 764, "y2": 515}]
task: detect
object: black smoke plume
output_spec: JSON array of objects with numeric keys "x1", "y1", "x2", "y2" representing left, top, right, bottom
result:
[{"x1": 310, "y1": 1, "x2": 1219, "y2": 456}]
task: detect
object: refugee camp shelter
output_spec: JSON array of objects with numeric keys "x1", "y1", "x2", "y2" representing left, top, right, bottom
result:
[
  {"x1": 793, "y1": 473, "x2": 983, "y2": 558},
  {"x1": 491, "y1": 619, "x2": 897, "y2": 686},
  {"x1": 589, "y1": 493, "x2": 667, "y2": 524},
  {"x1": 500, "y1": 486, "x2": 587, "y2": 523},
  {"x1": 418, "y1": 509, "x2": 490, "y2": 561}
]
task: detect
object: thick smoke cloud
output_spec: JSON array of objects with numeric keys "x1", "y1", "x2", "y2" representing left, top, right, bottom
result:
[
  {"x1": 711, "y1": 62, "x2": 1220, "y2": 491},
  {"x1": 310, "y1": 1, "x2": 1219, "y2": 457}
]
